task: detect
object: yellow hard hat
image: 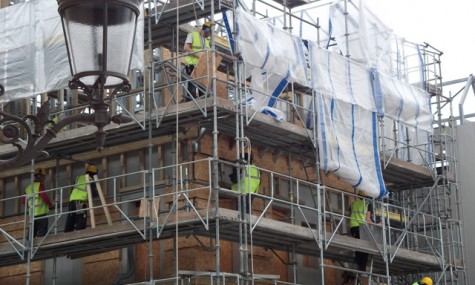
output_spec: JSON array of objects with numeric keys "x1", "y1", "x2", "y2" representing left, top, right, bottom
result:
[
  {"x1": 34, "y1": 168, "x2": 47, "y2": 176},
  {"x1": 202, "y1": 21, "x2": 212, "y2": 28},
  {"x1": 420, "y1": 277, "x2": 432, "y2": 285},
  {"x1": 86, "y1": 165, "x2": 98, "y2": 174}
]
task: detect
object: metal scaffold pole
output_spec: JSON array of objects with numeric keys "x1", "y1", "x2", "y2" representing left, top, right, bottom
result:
[
  {"x1": 210, "y1": 1, "x2": 221, "y2": 284},
  {"x1": 146, "y1": 0, "x2": 155, "y2": 281}
]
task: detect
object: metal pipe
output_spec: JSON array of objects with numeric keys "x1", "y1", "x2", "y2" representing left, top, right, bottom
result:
[
  {"x1": 146, "y1": 0, "x2": 155, "y2": 281},
  {"x1": 457, "y1": 74, "x2": 473, "y2": 125},
  {"x1": 25, "y1": 160, "x2": 35, "y2": 285},
  {"x1": 343, "y1": 0, "x2": 350, "y2": 58},
  {"x1": 52, "y1": 157, "x2": 60, "y2": 285},
  {"x1": 210, "y1": 0, "x2": 221, "y2": 283}
]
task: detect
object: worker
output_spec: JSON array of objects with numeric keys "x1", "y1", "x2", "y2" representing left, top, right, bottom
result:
[
  {"x1": 182, "y1": 21, "x2": 211, "y2": 101},
  {"x1": 340, "y1": 271, "x2": 360, "y2": 285},
  {"x1": 412, "y1": 277, "x2": 433, "y2": 285},
  {"x1": 349, "y1": 190, "x2": 377, "y2": 272},
  {"x1": 49, "y1": 115, "x2": 68, "y2": 130},
  {"x1": 64, "y1": 165, "x2": 98, "y2": 232},
  {"x1": 230, "y1": 146, "x2": 260, "y2": 214},
  {"x1": 22, "y1": 168, "x2": 53, "y2": 238}
]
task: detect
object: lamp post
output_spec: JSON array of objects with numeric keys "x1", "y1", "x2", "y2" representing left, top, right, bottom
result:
[{"x1": 0, "y1": 0, "x2": 142, "y2": 170}]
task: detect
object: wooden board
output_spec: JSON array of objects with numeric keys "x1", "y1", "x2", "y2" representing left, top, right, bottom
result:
[
  {"x1": 138, "y1": 197, "x2": 160, "y2": 221},
  {"x1": 93, "y1": 175, "x2": 112, "y2": 225},
  {"x1": 190, "y1": 53, "x2": 228, "y2": 97}
]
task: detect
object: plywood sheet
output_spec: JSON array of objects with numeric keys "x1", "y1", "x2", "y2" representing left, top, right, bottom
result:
[{"x1": 191, "y1": 53, "x2": 227, "y2": 97}]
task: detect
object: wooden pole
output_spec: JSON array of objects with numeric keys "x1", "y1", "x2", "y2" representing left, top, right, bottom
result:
[
  {"x1": 93, "y1": 175, "x2": 112, "y2": 225},
  {"x1": 84, "y1": 175, "x2": 95, "y2": 228}
]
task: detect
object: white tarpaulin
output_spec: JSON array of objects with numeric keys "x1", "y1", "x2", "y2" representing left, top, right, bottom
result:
[
  {"x1": 378, "y1": 71, "x2": 432, "y2": 132},
  {"x1": 247, "y1": 69, "x2": 288, "y2": 122},
  {"x1": 0, "y1": 0, "x2": 144, "y2": 103},
  {"x1": 308, "y1": 41, "x2": 387, "y2": 198},
  {"x1": 329, "y1": 0, "x2": 425, "y2": 87},
  {"x1": 315, "y1": 94, "x2": 386, "y2": 197},
  {"x1": 232, "y1": 7, "x2": 311, "y2": 88},
  {"x1": 223, "y1": 5, "x2": 434, "y2": 198}
]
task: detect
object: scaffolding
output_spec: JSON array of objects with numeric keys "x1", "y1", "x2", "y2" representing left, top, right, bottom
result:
[{"x1": 0, "y1": 0, "x2": 467, "y2": 284}]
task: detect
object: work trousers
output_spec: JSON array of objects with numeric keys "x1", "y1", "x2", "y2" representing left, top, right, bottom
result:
[
  {"x1": 64, "y1": 201, "x2": 87, "y2": 232},
  {"x1": 184, "y1": 65, "x2": 203, "y2": 101},
  {"x1": 30, "y1": 214, "x2": 48, "y2": 238},
  {"x1": 238, "y1": 193, "x2": 254, "y2": 216},
  {"x1": 351, "y1": 226, "x2": 369, "y2": 271}
]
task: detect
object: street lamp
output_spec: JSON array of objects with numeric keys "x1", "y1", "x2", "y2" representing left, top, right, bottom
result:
[
  {"x1": 0, "y1": 0, "x2": 142, "y2": 170},
  {"x1": 58, "y1": 0, "x2": 141, "y2": 90},
  {"x1": 58, "y1": 0, "x2": 142, "y2": 147}
]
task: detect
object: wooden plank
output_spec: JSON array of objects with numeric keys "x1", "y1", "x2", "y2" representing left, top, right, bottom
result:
[
  {"x1": 120, "y1": 153, "x2": 126, "y2": 188},
  {"x1": 14, "y1": 176, "x2": 20, "y2": 214},
  {"x1": 102, "y1": 157, "x2": 108, "y2": 193},
  {"x1": 190, "y1": 52, "x2": 223, "y2": 90},
  {"x1": 93, "y1": 175, "x2": 112, "y2": 225},
  {"x1": 84, "y1": 175, "x2": 96, "y2": 228},
  {"x1": 138, "y1": 197, "x2": 160, "y2": 221}
]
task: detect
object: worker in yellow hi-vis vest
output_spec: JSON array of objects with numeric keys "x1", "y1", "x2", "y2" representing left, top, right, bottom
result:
[
  {"x1": 182, "y1": 21, "x2": 211, "y2": 101},
  {"x1": 21, "y1": 169, "x2": 53, "y2": 237},
  {"x1": 349, "y1": 191, "x2": 380, "y2": 272},
  {"x1": 230, "y1": 146, "x2": 261, "y2": 214},
  {"x1": 64, "y1": 165, "x2": 98, "y2": 232}
]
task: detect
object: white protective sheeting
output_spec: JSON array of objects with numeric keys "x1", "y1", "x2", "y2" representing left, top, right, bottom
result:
[
  {"x1": 378, "y1": 72, "x2": 432, "y2": 132},
  {"x1": 247, "y1": 69, "x2": 288, "y2": 122},
  {"x1": 329, "y1": 0, "x2": 425, "y2": 87},
  {"x1": 315, "y1": 94, "x2": 386, "y2": 197},
  {"x1": 233, "y1": 7, "x2": 311, "y2": 88},
  {"x1": 225, "y1": 5, "x2": 433, "y2": 198},
  {"x1": 308, "y1": 41, "x2": 387, "y2": 198},
  {"x1": 0, "y1": 0, "x2": 144, "y2": 103},
  {"x1": 226, "y1": 7, "x2": 310, "y2": 122},
  {"x1": 309, "y1": 45, "x2": 376, "y2": 112},
  {"x1": 329, "y1": 0, "x2": 393, "y2": 72}
]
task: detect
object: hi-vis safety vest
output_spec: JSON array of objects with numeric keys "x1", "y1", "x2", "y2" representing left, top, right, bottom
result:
[
  {"x1": 70, "y1": 175, "x2": 88, "y2": 202},
  {"x1": 25, "y1": 182, "x2": 49, "y2": 217},
  {"x1": 184, "y1": 31, "x2": 210, "y2": 66},
  {"x1": 231, "y1": 164, "x2": 260, "y2": 194},
  {"x1": 349, "y1": 199, "x2": 368, "y2": 228}
]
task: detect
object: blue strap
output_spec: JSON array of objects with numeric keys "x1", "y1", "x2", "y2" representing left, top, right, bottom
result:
[
  {"x1": 372, "y1": 112, "x2": 388, "y2": 198},
  {"x1": 369, "y1": 68, "x2": 384, "y2": 116},
  {"x1": 222, "y1": 11, "x2": 235, "y2": 54},
  {"x1": 267, "y1": 76, "x2": 289, "y2": 107}
]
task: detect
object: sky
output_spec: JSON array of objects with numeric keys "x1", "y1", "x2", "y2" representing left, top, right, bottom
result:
[{"x1": 364, "y1": 0, "x2": 475, "y2": 118}]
